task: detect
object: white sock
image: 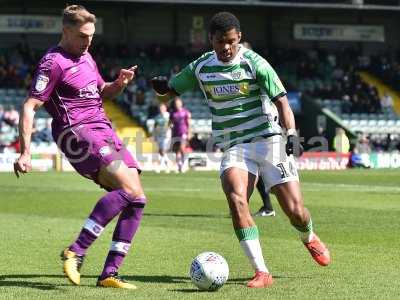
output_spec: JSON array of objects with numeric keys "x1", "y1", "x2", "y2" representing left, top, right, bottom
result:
[
  {"x1": 240, "y1": 239, "x2": 269, "y2": 273},
  {"x1": 159, "y1": 155, "x2": 165, "y2": 168}
]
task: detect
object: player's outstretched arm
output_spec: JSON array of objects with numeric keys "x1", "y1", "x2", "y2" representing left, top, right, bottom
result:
[
  {"x1": 101, "y1": 65, "x2": 137, "y2": 99},
  {"x1": 14, "y1": 97, "x2": 44, "y2": 178},
  {"x1": 275, "y1": 95, "x2": 304, "y2": 157}
]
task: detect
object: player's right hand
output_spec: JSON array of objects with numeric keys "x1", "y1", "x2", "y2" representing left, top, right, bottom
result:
[
  {"x1": 286, "y1": 135, "x2": 304, "y2": 157},
  {"x1": 14, "y1": 154, "x2": 32, "y2": 178},
  {"x1": 151, "y1": 76, "x2": 169, "y2": 95}
]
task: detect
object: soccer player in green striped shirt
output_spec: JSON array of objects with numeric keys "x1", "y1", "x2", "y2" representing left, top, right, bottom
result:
[{"x1": 152, "y1": 11, "x2": 330, "y2": 288}]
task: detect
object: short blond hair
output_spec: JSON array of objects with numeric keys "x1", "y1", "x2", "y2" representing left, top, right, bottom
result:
[{"x1": 62, "y1": 5, "x2": 96, "y2": 26}]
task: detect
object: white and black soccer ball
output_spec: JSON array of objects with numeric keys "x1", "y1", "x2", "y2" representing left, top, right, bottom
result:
[{"x1": 189, "y1": 251, "x2": 229, "y2": 291}]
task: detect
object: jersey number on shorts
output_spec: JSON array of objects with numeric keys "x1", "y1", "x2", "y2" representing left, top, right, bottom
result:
[{"x1": 277, "y1": 162, "x2": 296, "y2": 178}]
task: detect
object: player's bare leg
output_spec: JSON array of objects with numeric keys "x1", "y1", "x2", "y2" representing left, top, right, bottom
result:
[
  {"x1": 221, "y1": 167, "x2": 273, "y2": 288},
  {"x1": 158, "y1": 148, "x2": 168, "y2": 173},
  {"x1": 179, "y1": 141, "x2": 187, "y2": 172},
  {"x1": 174, "y1": 141, "x2": 186, "y2": 173},
  {"x1": 272, "y1": 181, "x2": 330, "y2": 266}
]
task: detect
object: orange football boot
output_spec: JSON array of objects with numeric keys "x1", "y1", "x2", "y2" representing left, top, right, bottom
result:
[
  {"x1": 247, "y1": 271, "x2": 273, "y2": 288},
  {"x1": 304, "y1": 234, "x2": 331, "y2": 266}
]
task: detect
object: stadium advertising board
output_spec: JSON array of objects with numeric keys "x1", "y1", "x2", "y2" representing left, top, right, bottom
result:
[
  {"x1": 0, "y1": 153, "x2": 54, "y2": 171},
  {"x1": 296, "y1": 152, "x2": 350, "y2": 170},
  {"x1": 0, "y1": 15, "x2": 103, "y2": 34},
  {"x1": 368, "y1": 152, "x2": 400, "y2": 168},
  {"x1": 4, "y1": 152, "x2": 400, "y2": 172},
  {"x1": 294, "y1": 24, "x2": 385, "y2": 42}
]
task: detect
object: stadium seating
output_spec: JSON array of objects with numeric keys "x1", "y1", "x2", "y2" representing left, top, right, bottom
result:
[
  {"x1": 1, "y1": 44, "x2": 399, "y2": 152},
  {"x1": 0, "y1": 88, "x2": 49, "y2": 118},
  {"x1": 134, "y1": 89, "x2": 212, "y2": 136}
]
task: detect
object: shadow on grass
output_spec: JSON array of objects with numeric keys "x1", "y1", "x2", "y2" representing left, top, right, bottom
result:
[
  {"x1": 144, "y1": 213, "x2": 231, "y2": 219},
  {"x1": 0, "y1": 280, "x2": 60, "y2": 291},
  {"x1": 0, "y1": 274, "x2": 94, "y2": 290},
  {"x1": 0, "y1": 275, "x2": 66, "y2": 290},
  {"x1": 120, "y1": 275, "x2": 189, "y2": 283},
  {"x1": 0, "y1": 273, "x2": 313, "y2": 291},
  {"x1": 170, "y1": 288, "x2": 220, "y2": 293},
  {"x1": 0, "y1": 274, "x2": 190, "y2": 288}
]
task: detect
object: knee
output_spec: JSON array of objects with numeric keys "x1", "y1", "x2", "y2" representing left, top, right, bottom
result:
[
  {"x1": 227, "y1": 190, "x2": 248, "y2": 212},
  {"x1": 122, "y1": 185, "x2": 142, "y2": 197},
  {"x1": 120, "y1": 174, "x2": 145, "y2": 199},
  {"x1": 121, "y1": 185, "x2": 147, "y2": 206}
]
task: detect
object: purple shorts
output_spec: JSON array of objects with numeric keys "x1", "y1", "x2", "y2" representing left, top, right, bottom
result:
[
  {"x1": 171, "y1": 134, "x2": 188, "y2": 152},
  {"x1": 53, "y1": 123, "x2": 140, "y2": 182}
]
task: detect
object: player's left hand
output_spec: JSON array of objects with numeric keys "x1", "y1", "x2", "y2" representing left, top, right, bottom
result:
[
  {"x1": 116, "y1": 65, "x2": 137, "y2": 87},
  {"x1": 286, "y1": 134, "x2": 304, "y2": 157}
]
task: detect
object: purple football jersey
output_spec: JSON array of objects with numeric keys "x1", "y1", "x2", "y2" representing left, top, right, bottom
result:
[
  {"x1": 29, "y1": 46, "x2": 108, "y2": 135},
  {"x1": 29, "y1": 46, "x2": 140, "y2": 181},
  {"x1": 170, "y1": 108, "x2": 190, "y2": 138}
]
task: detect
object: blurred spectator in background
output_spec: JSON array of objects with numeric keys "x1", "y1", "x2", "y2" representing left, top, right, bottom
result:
[
  {"x1": 32, "y1": 118, "x2": 53, "y2": 143},
  {"x1": 0, "y1": 104, "x2": 4, "y2": 129},
  {"x1": 170, "y1": 97, "x2": 191, "y2": 173},
  {"x1": 135, "y1": 73, "x2": 148, "y2": 91},
  {"x1": 170, "y1": 64, "x2": 181, "y2": 77},
  {"x1": 124, "y1": 81, "x2": 137, "y2": 108},
  {"x1": 381, "y1": 92, "x2": 393, "y2": 113},
  {"x1": 384, "y1": 134, "x2": 400, "y2": 151},
  {"x1": 147, "y1": 98, "x2": 160, "y2": 119},
  {"x1": 189, "y1": 133, "x2": 205, "y2": 152},
  {"x1": 333, "y1": 128, "x2": 350, "y2": 153},
  {"x1": 341, "y1": 94, "x2": 352, "y2": 114},
  {"x1": 135, "y1": 89, "x2": 145, "y2": 105},
  {"x1": 153, "y1": 103, "x2": 171, "y2": 173},
  {"x1": 3, "y1": 105, "x2": 19, "y2": 127},
  {"x1": 350, "y1": 133, "x2": 372, "y2": 168},
  {"x1": 357, "y1": 134, "x2": 372, "y2": 155}
]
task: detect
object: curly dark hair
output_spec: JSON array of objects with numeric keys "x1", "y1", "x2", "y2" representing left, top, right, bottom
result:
[{"x1": 209, "y1": 12, "x2": 241, "y2": 35}]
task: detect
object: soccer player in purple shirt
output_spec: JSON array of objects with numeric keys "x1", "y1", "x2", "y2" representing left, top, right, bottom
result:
[
  {"x1": 169, "y1": 97, "x2": 191, "y2": 172},
  {"x1": 14, "y1": 5, "x2": 144, "y2": 289}
]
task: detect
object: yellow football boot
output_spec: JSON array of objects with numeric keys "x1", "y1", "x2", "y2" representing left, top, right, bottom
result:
[
  {"x1": 97, "y1": 273, "x2": 137, "y2": 289},
  {"x1": 60, "y1": 248, "x2": 85, "y2": 285}
]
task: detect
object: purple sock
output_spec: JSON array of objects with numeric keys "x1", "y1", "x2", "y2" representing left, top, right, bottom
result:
[
  {"x1": 69, "y1": 189, "x2": 133, "y2": 256},
  {"x1": 100, "y1": 197, "x2": 145, "y2": 278}
]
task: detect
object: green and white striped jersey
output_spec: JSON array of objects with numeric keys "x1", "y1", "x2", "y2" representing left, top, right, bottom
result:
[
  {"x1": 169, "y1": 45, "x2": 286, "y2": 149},
  {"x1": 154, "y1": 112, "x2": 170, "y2": 138}
]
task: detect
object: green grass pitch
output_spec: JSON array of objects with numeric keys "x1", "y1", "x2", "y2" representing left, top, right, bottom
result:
[{"x1": 0, "y1": 169, "x2": 399, "y2": 299}]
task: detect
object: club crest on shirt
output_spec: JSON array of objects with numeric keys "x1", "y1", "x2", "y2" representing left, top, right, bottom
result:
[
  {"x1": 35, "y1": 74, "x2": 49, "y2": 92},
  {"x1": 99, "y1": 145, "x2": 112, "y2": 157},
  {"x1": 231, "y1": 70, "x2": 242, "y2": 80}
]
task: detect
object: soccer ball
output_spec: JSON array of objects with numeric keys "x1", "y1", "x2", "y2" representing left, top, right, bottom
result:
[{"x1": 189, "y1": 252, "x2": 229, "y2": 291}]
